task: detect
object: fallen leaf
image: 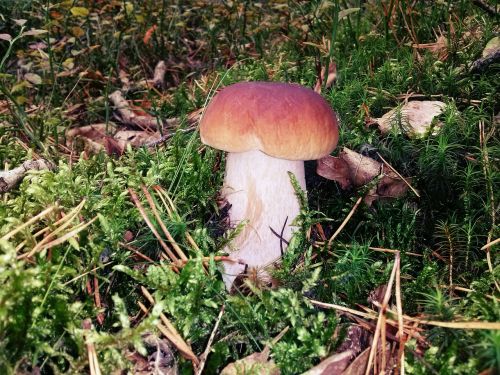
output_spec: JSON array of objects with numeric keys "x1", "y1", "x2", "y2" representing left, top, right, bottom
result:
[
  {"x1": 50, "y1": 10, "x2": 64, "y2": 20},
  {"x1": 340, "y1": 148, "x2": 381, "y2": 186},
  {"x1": 221, "y1": 327, "x2": 288, "y2": 375},
  {"x1": 15, "y1": 96, "x2": 28, "y2": 105},
  {"x1": 109, "y1": 90, "x2": 162, "y2": 130},
  {"x1": 71, "y1": 26, "x2": 85, "y2": 38},
  {"x1": 123, "y1": 230, "x2": 134, "y2": 242},
  {"x1": 66, "y1": 123, "x2": 113, "y2": 155},
  {"x1": 114, "y1": 130, "x2": 160, "y2": 147},
  {"x1": 316, "y1": 148, "x2": 410, "y2": 205},
  {"x1": 143, "y1": 25, "x2": 157, "y2": 45},
  {"x1": 374, "y1": 101, "x2": 446, "y2": 137},
  {"x1": 341, "y1": 347, "x2": 370, "y2": 375},
  {"x1": 11, "y1": 81, "x2": 30, "y2": 94},
  {"x1": 413, "y1": 35, "x2": 448, "y2": 61},
  {"x1": 66, "y1": 124, "x2": 160, "y2": 156},
  {"x1": 316, "y1": 155, "x2": 351, "y2": 189},
  {"x1": 28, "y1": 41, "x2": 47, "y2": 50},
  {"x1": 23, "y1": 29, "x2": 48, "y2": 36},
  {"x1": 24, "y1": 73, "x2": 43, "y2": 85},
  {"x1": 220, "y1": 350, "x2": 280, "y2": 375},
  {"x1": 66, "y1": 123, "x2": 113, "y2": 142},
  {"x1": 103, "y1": 136, "x2": 126, "y2": 156},
  {"x1": 62, "y1": 58, "x2": 75, "y2": 70},
  {"x1": 301, "y1": 350, "x2": 355, "y2": 375},
  {"x1": 152, "y1": 60, "x2": 167, "y2": 89},
  {"x1": 70, "y1": 7, "x2": 90, "y2": 17},
  {"x1": 13, "y1": 19, "x2": 27, "y2": 26},
  {"x1": 482, "y1": 36, "x2": 500, "y2": 57}
]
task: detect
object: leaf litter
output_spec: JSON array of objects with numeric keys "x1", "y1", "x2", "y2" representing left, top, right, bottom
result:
[
  {"x1": 317, "y1": 148, "x2": 411, "y2": 205},
  {"x1": 371, "y1": 101, "x2": 446, "y2": 138}
]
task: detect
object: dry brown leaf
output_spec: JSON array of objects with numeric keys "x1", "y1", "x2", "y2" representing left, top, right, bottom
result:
[
  {"x1": 64, "y1": 103, "x2": 86, "y2": 121},
  {"x1": 374, "y1": 101, "x2": 446, "y2": 137},
  {"x1": 413, "y1": 35, "x2": 448, "y2": 61},
  {"x1": 340, "y1": 148, "x2": 381, "y2": 186},
  {"x1": 316, "y1": 155, "x2": 351, "y2": 189},
  {"x1": 102, "y1": 137, "x2": 126, "y2": 156},
  {"x1": 301, "y1": 350, "x2": 355, "y2": 375},
  {"x1": 110, "y1": 90, "x2": 162, "y2": 130},
  {"x1": 66, "y1": 123, "x2": 161, "y2": 156},
  {"x1": 66, "y1": 123, "x2": 113, "y2": 146},
  {"x1": 341, "y1": 347, "x2": 370, "y2": 375},
  {"x1": 114, "y1": 130, "x2": 160, "y2": 147},
  {"x1": 375, "y1": 174, "x2": 411, "y2": 200},
  {"x1": 316, "y1": 148, "x2": 410, "y2": 205}
]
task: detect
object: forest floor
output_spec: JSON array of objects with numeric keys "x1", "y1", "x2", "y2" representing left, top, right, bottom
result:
[{"x1": 0, "y1": 1, "x2": 499, "y2": 374}]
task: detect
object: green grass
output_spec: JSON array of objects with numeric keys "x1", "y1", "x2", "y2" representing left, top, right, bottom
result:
[{"x1": 0, "y1": 1, "x2": 499, "y2": 374}]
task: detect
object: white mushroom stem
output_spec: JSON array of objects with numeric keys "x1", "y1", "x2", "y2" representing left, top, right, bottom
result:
[{"x1": 221, "y1": 149, "x2": 306, "y2": 290}]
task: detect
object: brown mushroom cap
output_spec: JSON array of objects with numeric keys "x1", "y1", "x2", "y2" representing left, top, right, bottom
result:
[{"x1": 200, "y1": 81, "x2": 339, "y2": 160}]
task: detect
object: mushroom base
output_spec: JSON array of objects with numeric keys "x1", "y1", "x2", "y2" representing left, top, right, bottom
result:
[{"x1": 221, "y1": 150, "x2": 306, "y2": 290}]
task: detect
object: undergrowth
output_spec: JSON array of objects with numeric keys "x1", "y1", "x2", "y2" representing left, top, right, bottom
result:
[{"x1": 0, "y1": 1, "x2": 498, "y2": 374}]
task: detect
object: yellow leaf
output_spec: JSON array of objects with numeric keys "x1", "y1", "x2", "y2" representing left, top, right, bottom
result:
[
  {"x1": 124, "y1": 2, "x2": 134, "y2": 14},
  {"x1": 68, "y1": 237, "x2": 80, "y2": 250},
  {"x1": 11, "y1": 81, "x2": 30, "y2": 93},
  {"x1": 62, "y1": 58, "x2": 74, "y2": 70},
  {"x1": 16, "y1": 96, "x2": 28, "y2": 105},
  {"x1": 71, "y1": 26, "x2": 85, "y2": 38},
  {"x1": 70, "y1": 7, "x2": 89, "y2": 17}
]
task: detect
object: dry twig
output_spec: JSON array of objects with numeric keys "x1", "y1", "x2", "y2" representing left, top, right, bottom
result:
[
  {"x1": 1, "y1": 205, "x2": 56, "y2": 241},
  {"x1": 141, "y1": 186, "x2": 188, "y2": 261},
  {"x1": 395, "y1": 253, "x2": 405, "y2": 374},
  {"x1": 140, "y1": 287, "x2": 200, "y2": 367},
  {"x1": 83, "y1": 319, "x2": 102, "y2": 375},
  {"x1": 128, "y1": 188, "x2": 180, "y2": 266},
  {"x1": 311, "y1": 298, "x2": 500, "y2": 330},
  {"x1": 196, "y1": 305, "x2": 225, "y2": 375},
  {"x1": 479, "y1": 121, "x2": 499, "y2": 292},
  {"x1": 328, "y1": 197, "x2": 363, "y2": 247},
  {"x1": 0, "y1": 159, "x2": 54, "y2": 193},
  {"x1": 365, "y1": 253, "x2": 399, "y2": 375}
]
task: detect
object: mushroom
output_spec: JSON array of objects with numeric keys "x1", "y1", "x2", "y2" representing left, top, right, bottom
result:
[{"x1": 200, "y1": 81, "x2": 338, "y2": 290}]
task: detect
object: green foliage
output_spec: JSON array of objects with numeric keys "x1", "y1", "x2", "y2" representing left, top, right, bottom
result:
[{"x1": 0, "y1": 0, "x2": 498, "y2": 374}]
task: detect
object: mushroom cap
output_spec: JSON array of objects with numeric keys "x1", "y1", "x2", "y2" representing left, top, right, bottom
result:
[{"x1": 200, "y1": 81, "x2": 339, "y2": 160}]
